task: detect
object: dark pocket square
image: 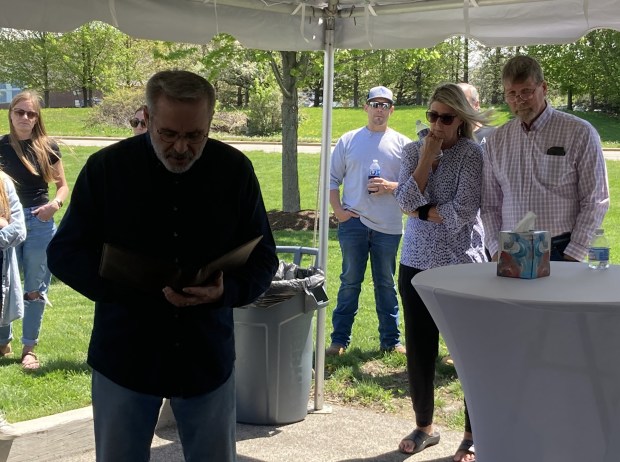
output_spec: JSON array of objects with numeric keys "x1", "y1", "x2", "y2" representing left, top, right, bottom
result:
[{"x1": 546, "y1": 146, "x2": 566, "y2": 156}]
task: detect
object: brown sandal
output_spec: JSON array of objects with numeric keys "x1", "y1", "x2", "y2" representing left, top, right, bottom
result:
[{"x1": 21, "y1": 351, "x2": 40, "y2": 370}]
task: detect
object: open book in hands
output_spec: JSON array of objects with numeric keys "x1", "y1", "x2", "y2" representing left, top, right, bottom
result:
[{"x1": 99, "y1": 235, "x2": 263, "y2": 293}]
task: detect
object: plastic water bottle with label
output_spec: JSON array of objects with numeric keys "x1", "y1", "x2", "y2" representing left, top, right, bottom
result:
[
  {"x1": 416, "y1": 120, "x2": 430, "y2": 140},
  {"x1": 588, "y1": 228, "x2": 610, "y2": 269},
  {"x1": 368, "y1": 159, "x2": 381, "y2": 194}
]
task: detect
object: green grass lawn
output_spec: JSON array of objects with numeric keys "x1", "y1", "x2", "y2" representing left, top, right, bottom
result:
[
  {"x1": 1, "y1": 105, "x2": 619, "y2": 147},
  {"x1": 1, "y1": 113, "x2": 619, "y2": 427}
]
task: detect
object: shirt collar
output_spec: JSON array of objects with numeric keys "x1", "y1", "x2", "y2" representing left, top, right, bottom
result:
[{"x1": 520, "y1": 100, "x2": 551, "y2": 133}]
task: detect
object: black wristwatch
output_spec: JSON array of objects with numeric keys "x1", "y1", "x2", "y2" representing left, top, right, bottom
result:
[{"x1": 53, "y1": 198, "x2": 63, "y2": 208}]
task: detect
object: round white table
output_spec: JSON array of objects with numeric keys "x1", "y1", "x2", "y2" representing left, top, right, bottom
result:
[{"x1": 412, "y1": 261, "x2": 620, "y2": 462}]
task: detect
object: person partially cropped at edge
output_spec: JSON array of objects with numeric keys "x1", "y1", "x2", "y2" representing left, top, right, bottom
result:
[
  {"x1": 0, "y1": 169, "x2": 28, "y2": 352},
  {"x1": 395, "y1": 83, "x2": 493, "y2": 462},
  {"x1": 47, "y1": 70, "x2": 278, "y2": 462},
  {"x1": 0, "y1": 90, "x2": 69, "y2": 370},
  {"x1": 482, "y1": 55, "x2": 609, "y2": 263},
  {"x1": 327, "y1": 86, "x2": 411, "y2": 356}
]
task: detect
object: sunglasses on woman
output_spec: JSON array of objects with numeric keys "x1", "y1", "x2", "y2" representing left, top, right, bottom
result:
[
  {"x1": 129, "y1": 118, "x2": 147, "y2": 128},
  {"x1": 12, "y1": 109, "x2": 38, "y2": 120},
  {"x1": 426, "y1": 111, "x2": 457, "y2": 125}
]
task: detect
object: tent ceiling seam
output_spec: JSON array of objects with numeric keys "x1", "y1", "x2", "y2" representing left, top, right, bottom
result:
[
  {"x1": 364, "y1": 2, "x2": 377, "y2": 47},
  {"x1": 293, "y1": 2, "x2": 311, "y2": 43},
  {"x1": 463, "y1": 0, "x2": 471, "y2": 37},
  {"x1": 108, "y1": 0, "x2": 119, "y2": 28}
]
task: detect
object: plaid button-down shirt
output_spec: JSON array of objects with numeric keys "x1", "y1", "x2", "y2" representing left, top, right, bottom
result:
[{"x1": 481, "y1": 103, "x2": 609, "y2": 261}]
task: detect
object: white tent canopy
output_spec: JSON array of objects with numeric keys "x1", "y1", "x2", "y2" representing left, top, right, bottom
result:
[
  {"x1": 3, "y1": 0, "x2": 620, "y2": 412},
  {"x1": 4, "y1": 0, "x2": 620, "y2": 50}
]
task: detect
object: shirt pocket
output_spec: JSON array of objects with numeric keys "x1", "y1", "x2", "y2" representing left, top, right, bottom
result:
[{"x1": 534, "y1": 154, "x2": 576, "y2": 192}]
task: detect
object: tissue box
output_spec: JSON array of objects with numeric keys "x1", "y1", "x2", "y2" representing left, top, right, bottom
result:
[{"x1": 497, "y1": 231, "x2": 551, "y2": 279}]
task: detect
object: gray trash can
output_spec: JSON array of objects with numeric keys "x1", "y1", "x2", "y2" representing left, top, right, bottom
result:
[{"x1": 234, "y1": 246, "x2": 328, "y2": 425}]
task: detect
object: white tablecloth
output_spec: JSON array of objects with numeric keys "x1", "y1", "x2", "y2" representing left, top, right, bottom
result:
[{"x1": 412, "y1": 262, "x2": 620, "y2": 462}]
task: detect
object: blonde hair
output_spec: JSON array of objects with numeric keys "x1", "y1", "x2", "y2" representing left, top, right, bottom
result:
[
  {"x1": 429, "y1": 83, "x2": 495, "y2": 140},
  {"x1": 0, "y1": 173, "x2": 10, "y2": 219},
  {"x1": 8, "y1": 90, "x2": 59, "y2": 182}
]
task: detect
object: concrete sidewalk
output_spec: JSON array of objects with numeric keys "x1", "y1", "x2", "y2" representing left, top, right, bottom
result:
[
  {"x1": 1, "y1": 402, "x2": 464, "y2": 462},
  {"x1": 57, "y1": 136, "x2": 620, "y2": 160}
]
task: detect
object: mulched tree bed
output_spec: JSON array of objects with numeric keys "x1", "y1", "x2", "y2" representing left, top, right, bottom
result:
[{"x1": 267, "y1": 210, "x2": 338, "y2": 231}]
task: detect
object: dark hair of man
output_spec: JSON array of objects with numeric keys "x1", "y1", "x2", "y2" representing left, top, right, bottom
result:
[
  {"x1": 145, "y1": 70, "x2": 216, "y2": 119},
  {"x1": 501, "y1": 55, "x2": 545, "y2": 85}
]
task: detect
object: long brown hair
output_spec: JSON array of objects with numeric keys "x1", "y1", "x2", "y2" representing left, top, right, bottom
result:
[{"x1": 8, "y1": 90, "x2": 59, "y2": 182}]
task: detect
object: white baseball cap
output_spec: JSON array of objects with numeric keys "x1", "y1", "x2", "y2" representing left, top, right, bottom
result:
[{"x1": 367, "y1": 86, "x2": 393, "y2": 103}]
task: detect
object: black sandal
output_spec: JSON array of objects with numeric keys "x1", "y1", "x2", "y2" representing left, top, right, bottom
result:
[
  {"x1": 453, "y1": 438, "x2": 476, "y2": 461},
  {"x1": 399, "y1": 428, "x2": 440, "y2": 455}
]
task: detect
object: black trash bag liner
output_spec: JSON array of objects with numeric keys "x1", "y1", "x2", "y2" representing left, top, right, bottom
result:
[{"x1": 246, "y1": 260, "x2": 327, "y2": 309}]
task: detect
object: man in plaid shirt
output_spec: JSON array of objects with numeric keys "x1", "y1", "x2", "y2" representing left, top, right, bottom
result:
[{"x1": 481, "y1": 55, "x2": 609, "y2": 262}]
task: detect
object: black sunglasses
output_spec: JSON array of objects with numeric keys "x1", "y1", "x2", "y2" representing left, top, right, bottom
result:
[
  {"x1": 426, "y1": 111, "x2": 457, "y2": 125},
  {"x1": 129, "y1": 118, "x2": 147, "y2": 128},
  {"x1": 12, "y1": 108, "x2": 38, "y2": 120}
]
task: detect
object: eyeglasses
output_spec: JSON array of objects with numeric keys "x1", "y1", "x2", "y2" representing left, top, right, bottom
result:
[
  {"x1": 12, "y1": 109, "x2": 38, "y2": 120},
  {"x1": 504, "y1": 84, "x2": 541, "y2": 103},
  {"x1": 426, "y1": 111, "x2": 457, "y2": 125},
  {"x1": 156, "y1": 128, "x2": 208, "y2": 144},
  {"x1": 368, "y1": 101, "x2": 392, "y2": 110},
  {"x1": 129, "y1": 118, "x2": 146, "y2": 128}
]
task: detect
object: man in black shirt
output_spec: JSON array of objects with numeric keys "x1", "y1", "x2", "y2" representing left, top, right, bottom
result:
[{"x1": 47, "y1": 70, "x2": 278, "y2": 462}]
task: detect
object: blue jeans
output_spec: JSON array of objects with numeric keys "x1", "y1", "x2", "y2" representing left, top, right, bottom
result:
[
  {"x1": 0, "y1": 207, "x2": 54, "y2": 346},
  {"x1": 92, "y1": 369, "x2": 237, "y2": 462},
  {"x1": 331, "y1": 217, "x2": 402, "y2": 350}
]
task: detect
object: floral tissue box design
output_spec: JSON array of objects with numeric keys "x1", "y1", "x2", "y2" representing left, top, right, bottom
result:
[{"x1": 497, "y1": 231, "x2": 551, "y2": 279}]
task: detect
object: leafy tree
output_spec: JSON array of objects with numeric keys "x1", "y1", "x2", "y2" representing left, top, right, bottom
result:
[
  {"x1": 56, "y1": 22, "x2": 126, "y2": 106},
  {"x1": 198, "y1": 34, "x2": 265, "y2": 109},
  {"x1": 116, "y1": 35, "x2": 162, "y2": 89},
  {"x1": 0, "y1": 29, "x2": 62, "y2": 106}
]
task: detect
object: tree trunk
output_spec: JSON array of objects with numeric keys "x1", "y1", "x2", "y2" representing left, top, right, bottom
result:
[
  {"x1": 463, "y1": 38, "x2": 469, "y2": 82},
  {"x1": 415, "y1": 65, "x2": 423, "y2": 105},
  {"x1": 280, "y1": 51, "x2": 301, "y2": 212},
  {"x1": 236, "y1": 85, "x2": 243, "y2": 107}
]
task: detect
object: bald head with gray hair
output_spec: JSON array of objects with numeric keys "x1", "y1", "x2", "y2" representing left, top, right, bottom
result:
[{"x1": 457, "y1": 82, "x2": 480, "y2": 111}]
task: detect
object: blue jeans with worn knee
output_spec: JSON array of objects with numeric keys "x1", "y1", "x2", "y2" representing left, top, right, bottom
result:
[
  {"x1": 0, "y1": 207, "x2": 54, "y2": 346},
  {"x1": 330, "y1": 217, "x2": 402, "y2": 350},
  {"x1": 92, "y1": 369, "x2": 237, "y2": 462}
]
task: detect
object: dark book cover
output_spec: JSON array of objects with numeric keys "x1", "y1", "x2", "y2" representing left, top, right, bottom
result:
[{"x1": 99, "y1": 235, "x2": 263, "y2": 293}]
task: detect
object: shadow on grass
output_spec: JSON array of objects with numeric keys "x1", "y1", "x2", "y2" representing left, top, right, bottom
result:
[
  {"x1": 0, "y1": 356, "x2": 91, "y2": 376},
  {"x1": 323, "y1": 346, "x2": 460, "y2": 403}
]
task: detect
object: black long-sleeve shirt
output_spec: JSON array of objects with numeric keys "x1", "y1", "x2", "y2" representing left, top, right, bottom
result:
[{"x1": 47, "y1": 134, "x2": 278, "y2": 397}]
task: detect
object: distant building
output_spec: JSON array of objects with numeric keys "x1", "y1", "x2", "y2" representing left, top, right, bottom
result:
[
  {"x1": 0, "y1": 84, "x2": 103, "y2": 108},
  {"x1": 0, "y1": 83, "x2": 22, "y2": 106}
]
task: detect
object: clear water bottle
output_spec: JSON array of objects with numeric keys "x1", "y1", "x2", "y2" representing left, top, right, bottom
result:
[
  {"x1": 368, "y1": 159, "x2": 381, "y2": 194},
  {"x1": 588, "y1": 228, "x2": 610, "y2": 270},
  {"x1": 416, "y1": 120, "x2": 430, "y2": 140}
]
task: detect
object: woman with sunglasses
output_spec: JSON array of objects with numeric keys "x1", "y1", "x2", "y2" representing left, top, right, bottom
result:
[
  {"x1": 129, "y1": 105, "x2": 147, "y2": 136},
  {"x1": 394, "y1": 83, "x2": 493, "y2": 461},
  {"x1": 0, "y1": 90, "x2": 69, "y2": 370}
]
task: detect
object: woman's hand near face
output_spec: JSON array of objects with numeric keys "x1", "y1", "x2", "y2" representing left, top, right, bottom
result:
[{"x1": 420, "y1": 131, "x2": 443, "y2": 164}]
